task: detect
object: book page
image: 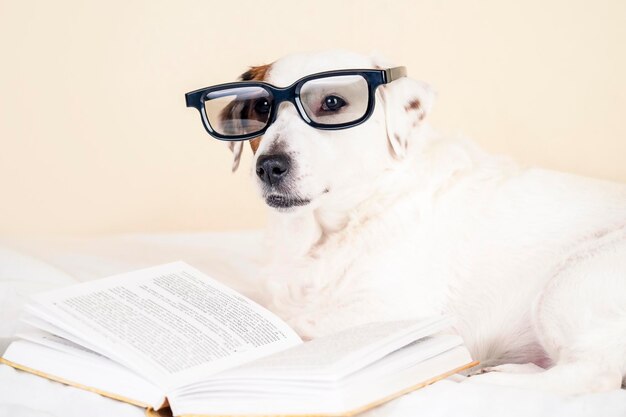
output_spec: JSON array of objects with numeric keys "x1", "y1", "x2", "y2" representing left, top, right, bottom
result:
[
  {"x1": 27, "y1": 261, "x2": 301, "y2": 389},
  {"x1": 177, "y1": 318, "x2": 451, "y2": 391},
  {"x1": 236, "y1": 319, "x2": 450, "y2": 376}
]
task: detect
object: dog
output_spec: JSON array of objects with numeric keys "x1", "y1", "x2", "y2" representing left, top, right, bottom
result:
[{"x1": 224, "y1": 50, "x2": 626, "y2": 395}]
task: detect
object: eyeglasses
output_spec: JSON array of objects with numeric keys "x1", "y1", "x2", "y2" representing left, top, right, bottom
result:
[{"x1": 185, "y1": 67, "x2": 407, "y2": 141}]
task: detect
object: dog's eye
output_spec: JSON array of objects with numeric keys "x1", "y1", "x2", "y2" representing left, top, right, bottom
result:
[
  {"x1": 254, "y1": 98, "x2": 271, "y2": 114},
  {"x1": 321, "y1": 95, "x2": 346, "y2": 112}
]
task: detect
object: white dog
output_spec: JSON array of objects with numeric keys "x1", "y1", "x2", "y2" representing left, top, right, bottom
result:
[{"x1": 226, "y1": 50, "x2": 626, "y2": 395}]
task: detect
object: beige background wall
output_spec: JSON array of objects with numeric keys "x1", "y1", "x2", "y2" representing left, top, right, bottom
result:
[{"x1": 1, "y1": 0, "x2": 625, "y2": 237}]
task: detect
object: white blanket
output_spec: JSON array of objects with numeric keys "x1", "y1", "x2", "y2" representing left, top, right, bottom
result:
[{"x1": 1, "y1": 232, "x2": 625, "y2": 417}]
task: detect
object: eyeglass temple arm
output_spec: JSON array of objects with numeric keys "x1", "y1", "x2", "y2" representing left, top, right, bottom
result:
[
  {"x1": 186, "y1": 91, "x2": 204, "y2": 109},
  {"x1": 384, "y1": 66, "x2": 407, "y2": 83}
]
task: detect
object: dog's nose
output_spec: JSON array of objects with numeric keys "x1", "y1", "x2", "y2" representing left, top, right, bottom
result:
[{"x1": 256, "y1": 154, "x2": 290, "y2": 186}]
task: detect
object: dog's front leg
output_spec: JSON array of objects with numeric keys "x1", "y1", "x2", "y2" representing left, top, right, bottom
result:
[
  {"x1": 283, "y1": 301, "x2": 387, "y2": 340},
  {"x1": 262, "y1": 273, "x2": 389, "y2": 340}
]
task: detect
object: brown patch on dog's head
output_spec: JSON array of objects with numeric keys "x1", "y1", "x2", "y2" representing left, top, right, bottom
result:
[
  {"x1": 249, "y1": 137, "x2": 262, "y2": 153},
  {"x1": 240, "y1": 64, "x2": 271, "y2": 82}
]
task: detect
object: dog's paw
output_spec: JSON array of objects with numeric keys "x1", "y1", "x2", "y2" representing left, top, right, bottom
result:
[
  {"x1": 465, "y1": 369, "x2": 536, "y2": 389},
  {"x1": 466, "y1": 362, "x2": 623, "y2": 395},
  {"x1": 479, "y1": 363, "x2": 545, "y2": 375},
  {"x1": 286, "y1": 315, "x2": 329, "y2": 340},
  {"x1": 286, "y1": 310, "x2": 366, "y2": 340},
  {"x1": 465, "y1": 363, "x2": 548, "y2": 391}
]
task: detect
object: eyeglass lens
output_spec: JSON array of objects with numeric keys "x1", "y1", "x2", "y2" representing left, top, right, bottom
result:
[{"x1": 203, "y1": 74, "x2": 370, "y2": 137}]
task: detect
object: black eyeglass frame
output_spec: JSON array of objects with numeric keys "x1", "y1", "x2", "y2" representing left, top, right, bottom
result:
[{"x1": 185, "y1": 66, "x2": 407, "y2": 141}]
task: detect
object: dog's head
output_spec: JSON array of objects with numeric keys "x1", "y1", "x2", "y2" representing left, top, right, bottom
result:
[{"x1": 228, "y1": 50, "x2": 435, "y2": 213}]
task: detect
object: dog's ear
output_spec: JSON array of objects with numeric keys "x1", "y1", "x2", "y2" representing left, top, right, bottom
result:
[
  {"x1": 227, "y1": 141, "x2": 244, "y2": 172},
  {"x1": 224, "y1": 64, "x2": 272, "y2": 172},
  {"x1": 372, "y1": 58, "x2": 435, "y2": 159},
  {"x1": 378, "y1": 78, "x2": 435, "y2": 158}
]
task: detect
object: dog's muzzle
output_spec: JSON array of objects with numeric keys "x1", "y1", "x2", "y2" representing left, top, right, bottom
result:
[{"x1": 256, "y1": 153, "x2": 313, "y2": 210}]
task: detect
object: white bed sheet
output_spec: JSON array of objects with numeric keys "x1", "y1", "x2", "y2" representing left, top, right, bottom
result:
[{"x1": 0, "y1": 231, "x2": 625, "y2": 417}]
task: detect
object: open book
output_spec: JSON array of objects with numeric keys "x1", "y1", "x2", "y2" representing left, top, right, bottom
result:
[{"x1": 1, "y1": 261, "x2": 477, "y2": 416}]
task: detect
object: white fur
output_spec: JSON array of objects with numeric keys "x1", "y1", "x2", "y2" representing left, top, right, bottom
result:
[{"x1": 237, "y1": 50, "x2": 626, "y2": 395}]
